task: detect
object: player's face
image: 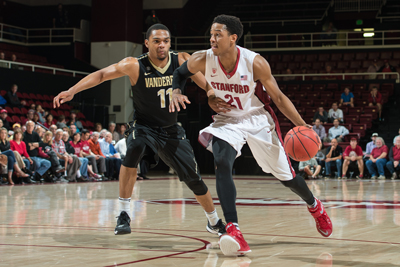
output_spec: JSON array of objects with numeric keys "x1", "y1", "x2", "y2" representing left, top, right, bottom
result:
[
  {"x1": 210, "y1": 23, "x2": 236, "y2": 56},
  {"x1": 146, "y1": 30, "x2": 171, "y2": 61}
]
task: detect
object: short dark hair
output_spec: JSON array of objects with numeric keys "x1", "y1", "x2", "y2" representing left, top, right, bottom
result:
[
  {"x1": 146, "y1": 24, "x2": 171, "y2": 39},
  {"x1": 212, "y1": 15, "x2": 243, "y2": 44},
  {"x1": 82, "y1": 129, "x2": 90, "y2": 135}
]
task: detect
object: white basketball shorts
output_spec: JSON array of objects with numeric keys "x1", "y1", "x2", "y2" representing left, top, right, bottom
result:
[{"x1": 199, "y1": 107, "x2": 295, "y2": 181}]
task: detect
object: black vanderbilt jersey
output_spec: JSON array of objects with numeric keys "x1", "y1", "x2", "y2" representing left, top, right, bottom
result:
[{"x1": 131, "y1": 51, "x2": 180, "y2": 127}]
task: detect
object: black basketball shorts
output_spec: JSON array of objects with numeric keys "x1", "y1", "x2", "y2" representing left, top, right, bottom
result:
[{"x1": 123, "y1": 121, "x2": 201, "y2": 183}]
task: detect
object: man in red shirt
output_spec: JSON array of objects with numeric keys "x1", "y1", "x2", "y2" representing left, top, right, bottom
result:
[
  {"x1": 342, "y1": 138, "x2": 364, "y2": 179},
  {"x1": 386, "y1": 136, "x2": 400, "y2": 180},
  {"x1": 81, "y1": 129, "x2": 106, "y2": 178}
]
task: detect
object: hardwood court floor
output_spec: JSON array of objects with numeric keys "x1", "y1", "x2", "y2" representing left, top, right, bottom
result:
[{"x1": 1, "y1": 176, "x2": 400, "y2": 266}]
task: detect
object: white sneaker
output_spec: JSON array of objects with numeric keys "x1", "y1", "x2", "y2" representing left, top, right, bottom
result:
[
  {"x1": 391, "y1": 172, "x2": 398, "y2": 180},
  {"x1": 371, "y1": 176, "x2": 377, "y2": 180},
  {"x1": 378, "y1": 175, "x2": 386, "y2": 180}
]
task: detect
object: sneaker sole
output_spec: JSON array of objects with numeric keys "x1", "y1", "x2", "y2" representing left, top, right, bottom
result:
[
  {"x1": 206, "y1": 225, "x2": 219, "y2": 235},
  {"x1": 114, "y1": 229, "x2": 131, "y2": 235},
  {"x1": 219, "y1": 235, "x2": 251, "y2": 256}
]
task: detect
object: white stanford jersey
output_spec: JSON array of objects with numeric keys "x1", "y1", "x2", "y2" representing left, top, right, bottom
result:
[{"x1": 203, "y1": 46, "x2": 268, "y2": 117}]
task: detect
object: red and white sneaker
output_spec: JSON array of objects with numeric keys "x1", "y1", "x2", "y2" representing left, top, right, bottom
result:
[
  {"x1": 219, "y1": 222, "x2": 251, "y2": 256},
  {"x1": 308, "y1": 198, "x2": 333, "y2": 237}
]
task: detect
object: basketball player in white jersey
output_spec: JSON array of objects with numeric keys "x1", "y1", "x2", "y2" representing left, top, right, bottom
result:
[{"x1": 171, "y1": 15, "x2": 332, "y2": 256}]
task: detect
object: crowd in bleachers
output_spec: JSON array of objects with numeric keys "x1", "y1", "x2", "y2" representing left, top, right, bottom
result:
[
  {"x1": 298, "y1": 131, "x2": 400, "y2": 181},
  {"x1": 0, "y1": 83, "x2": 130, "y2": 186}
]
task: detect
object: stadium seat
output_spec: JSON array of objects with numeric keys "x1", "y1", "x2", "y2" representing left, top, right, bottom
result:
[
  {"x1": 302, "y1": 99, "x2": 314, "y2": 107},
  {"x1": 345, "y1": 115, "x2": 359, "y2": 123},
  {"x1": 281, "y1": 54, "x2": 292, "y2": 62},
  {"x1": 51, "y1": 110, "x2": 58, "y2": 117},
  {"x1": 313, "y1": 84, "x2": 326, "y2": 91},
  {"x1": 29, "y1": 93, "x2": 37, "y2": 100},
  {"x1": 318, "y1": 54, "x2": 330, "y2": 62},
  {"x1": 359, "y1": 114, "x2": 373, "y2": 128},
  {"x1": 6, "y1": 116, "x2": 13, "y2": 123},
  {"x1": 293, "y1": 54, "x2": 305, "y2": 62},
  {"x1": 43, "y1": 95, "x2": 52, "y2": 101},
  {"x1": 80, "y1": 121, "x2": 88, "y2": 128},
  {"x1": 12, "y1": 107, "x2": 22, "y2": 115},
  {"x1": 21, "y1": 107, "x2": 28, "y2": 114},
  {"x1": 320, "y1": 92, "x2": 333, "y2": 99},
  {"x1": 305, "y1": 107, "x2": 317, "y2": 115},
  {"x1": 353, "y1": 84, "x2": 367, "y2": 91},
  {"x1": 368, "y1": 52, "x2": 380, "y2": 60},
  {"x1": 36, "y1": 94, "x2": 44, "y2": 101},
  {"x1": 363, "y1": 106, "x2": 378, "y2": 119},
  {"x1": 42, "y1": 102, "x2": 52, "y2": 109},
  {"x1": 5, "y1": 106, "x2": 14, "y2": 114},
  {"x1": 343, "y1": 53, "x2": 354, "y2": 61},
  {"x1": 11, "y1": 115, "x2": 21, "y2": 123},
  {"x1": 348, "y1": 107, "x2": 363, "y2": 115},
  {"x1": 17, "y1": 92, "x2": 23, "y2": 99},
  {"x1": 330, "y1": 54, "x2": 342, "y2": 61},
  {"x1": 355, "y1": 52, "x2": 367, "y2": 60}
]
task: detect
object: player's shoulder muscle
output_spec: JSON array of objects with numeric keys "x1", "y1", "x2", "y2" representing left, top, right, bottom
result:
[
  {"x1": 185, "y1": 50, "x2": 207, "y2": 74},
  {"x1": 253, "y1": 55, "x2": 272, "y2": 81},
  {"x1": 115, "y1": 57, "x2": 140, "y2": 84}
]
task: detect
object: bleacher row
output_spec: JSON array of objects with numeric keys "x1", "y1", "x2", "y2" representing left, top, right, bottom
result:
[
  {"x1": 0, "y1": 90, "x2": 95, "y2": 130},
  {"x1": 263, "y1": 51, "x2": 400, "y2": 78},
  {"x1": 272, "y1": 82, "x2": 396, "y2": 148}
]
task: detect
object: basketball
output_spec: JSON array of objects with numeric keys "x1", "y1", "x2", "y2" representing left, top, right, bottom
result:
[{"x1": 284, "y1": 126, "x2": 321, "y2": 161}]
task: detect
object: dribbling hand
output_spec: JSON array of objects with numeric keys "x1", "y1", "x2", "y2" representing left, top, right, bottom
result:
[
  {"x1": 169, "y1": 89, "x2": 191, "y2": 113},
  {"x1": 53, "y1": 90, "x2": 74, "y2": 108},
  {"x1": 208, "y1": 95, "x2": 235, "y2": 113}
]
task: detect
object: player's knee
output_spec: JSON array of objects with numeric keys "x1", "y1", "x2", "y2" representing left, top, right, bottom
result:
[
  {"x1": 186, "y1": 180, "x2": 208, "y2": 196},
  {"x1": 280, "y1": 175, "x2": 300, "y2": 188}
]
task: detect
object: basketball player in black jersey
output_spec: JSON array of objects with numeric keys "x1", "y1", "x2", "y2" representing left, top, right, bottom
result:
[{"x1": 53, "y1": 24, "x2": 225, "y2": 236}]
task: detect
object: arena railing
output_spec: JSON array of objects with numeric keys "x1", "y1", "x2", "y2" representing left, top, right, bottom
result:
[
  {"x1": 172, "y1": 29, "x2": 400, "y2": 52},
  {"x1": 273, "y1": 72, "x2": 400, "y2": 83},
  {"x1": 0, "y1": 59, "x2": 89, "y2": 77},
  {"x1": 0, "y1": 22, "x2": 90, "y2": 45}
]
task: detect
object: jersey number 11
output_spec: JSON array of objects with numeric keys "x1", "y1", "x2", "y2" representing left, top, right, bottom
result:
[{"x1": 157, "y1": 88, "x2": 173, "y2": 108}]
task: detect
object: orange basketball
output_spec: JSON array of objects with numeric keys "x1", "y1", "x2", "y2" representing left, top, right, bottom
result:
[{"x1": 284, "y1": 126, "x2": 321, "y2": 161}]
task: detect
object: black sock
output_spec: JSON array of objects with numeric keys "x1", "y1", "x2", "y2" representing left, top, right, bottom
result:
[
  {"x1": 280, "y1": 175, "x2": 315, "y2": 206},
  {"x1": 212, "y1": 137, "x2": 238, "y2": 223}
]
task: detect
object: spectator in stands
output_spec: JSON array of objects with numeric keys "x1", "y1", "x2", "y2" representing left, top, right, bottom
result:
[
  {"x1": 81, "y1": 129, "x2": 106, "y2": 179},
  {"x1": 56, "y1": 115, "x2": 66, "y2": 128},
  {"x1": 69, "y1": 132, "x2": 100, "y2": 181},
  {"x1": 21, "y1": 125, "x2": 26, "y2": 133},
  {"x1": 315, "y1": 143, "x2": 325, "y2": 171},
  {"x1": 342, "y1": 138, "x2": 364, "y2": 179},
  {"x1": 67, "y1": 112, "x2": 82, "y2": 132},
  {"x1": 42, "y1": 131, "x2": 67, "y2": 182},
  {"x1": 378, "y1": 60, "x2": 396, "y2": 74},
  {"x1": 321, "y1": 22, "x2": 337, "y2": 45},
  {"x1": 33, "y1": 113, "x2": 41, "y2": 124},
  {"x1": 339, "y1": 87, "x2": 354, "y2": 107},
  {"x1": 283, "y1": 68, "x2": 295, "y2": 81},
  {"x1": 0, "y1": 52, "x2": 7, "y2": 68},
  {"x1": 368, "y1": 86, "x2": 382, "y2": 121},
  {"x1": 95, "y1": 123, "x2": 102, "y2": 132},
  {"x1": 324, "y1": 65, "x2": 336, "y2": 80},
  {"x1": 0, "y1": 119, "x2": 3, "y2": 129},
  {"x1": 387, "y1": 136, "x2": 400, "y2": 180},
  {"x1": 118, "y1": 124, "x2": 126, "y2": 140},
  {"x1": 0, "y1": 128, "x2": 31, "y2": 185},
  {"x1": 70, "y1": 124, "x2": 78, "y2": 135},
  {"x1": 52, "y1": 129, "x2": 81, "y2": 182},
  {"x1": 0, "y1": 93, "x2": 6, "y2": 107},
  {"x1": 44, "y1": 114, "x2": 55, "y2": 129},
  {"x1": 367, "y1": 59, "x2": 380, "y2": 79},
  {"x1": 365, "y1": 133, "x2": 378, "y2": 160},
  {"x1": 21, "y1": 109, "x2": 35, "y2": 126},
  {"x1": 62, "y1": 131, "x2": 88, "y2": 181},
  {"x1": 29, "y1": 103, "x2": 36, "y2": 111},
  {"x1": 115, "y1": 137, "x2": 126, "y2": 160},
  {"x1": 109, "y1": 122, "x2": 119, "y2": 143},
  {"x1": 99, "y1": 132, "x2": 122, "y2": 179},
  {"x1": 35, "y1": 105, "x2": 46, "y2": 123},
  {"x1": 88, "y1": 131, "x2": 106, "y2": 159},
  {"x1": 53, "y1": 3, "x2": 69, "y2": 28},
  {"x1": 393, "y1": 128, "x2": 400, "y2": 144},
  {"x1": 6, "y1": 84, "x2": 26, "y2": 108},
  {"x1": 99, "y1": 129, "x2": 107, "y2": 139},
  {"x1": 10, "y1": 54, "x2": 19, "y2": 70},
  {"x1": 0, "y1": 109, "x2": 10, "y2": 130},
  {"x1": 366, "y1": 137, "x2": 388, "y2": 180},
  {"x1": 324, "y1": 138, "x2": 342, "y2": 179},
  {"x1": 8, "y1": 123, "x2": 20, "y2": 140},
  {"x1": 328, "y1": 102, "x2": 343, "y2": 123},
  {"x1": 145, "y1": 9, "x2": 160, "y2": 29},
  {"x1": 312, "y1": 118, "x2": 326, "y2": 140},
  {"x1": 313, "y1": 106, "x2": 328, "y2": 124},
  {"x1": 23, "y1": 121, "x2": 51, "y2": 182},
  {"x1": 299, "y1": 157, "x2": 321, "y2": 179},
  {"x1": 10, "y1": 129, "x2": 34, "y2": 178},
  {"x1": 49, "y1": 124, "x2": 57, "y2": 136},
  {"x1": 35, "y1": 125, "x2": 45, "y2": 138},
  {"x1": 324, "y1": 119, "x2": 349, "y2": 143}
]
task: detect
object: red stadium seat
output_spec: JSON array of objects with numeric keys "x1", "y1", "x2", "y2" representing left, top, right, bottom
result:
[
  {"x1": 29, "y1": 93, "x2": 37, "y2": 100},
  {"x1": 368, "y1": 52, "x2": 380, "y2": 60},
  {"x1": 42, "y1": 102, "x2": 52, "y2": 109},
  {"x1": 343, "y1": 53, "x2": 354, "y2": 61},
  {"x1": 313, "y1": 84, "x2": 326, "y2": 91},
  {"x1": 5, "y1": 106, "x2": 14, "y2": 114},
  {"x1": 355, "y1": 52, "x2": 367, "y2": 60},
  {"x1": 43, "y1": 95, "x2": 52, "y2": 101},
  {"x1": 353, "y1": 84, "x2": 367, "y2": 91},
  {"x1": 363, "y1": 106, "x2": 378, "y2": 119},
  {"x1": 17, "y1": 92, "x2": 23, "y2": 99},
  {"x1": 330, "y1": 53, "x2": 342, "y2": 61},
  {"x1": 345, "y1": 115, "x2": 359, "y2": 123},
  {"x1": 318, "y1": 54, "x2": 330, "y2": 62},
  {"x1": 320, "y1": 92, "x2": 333, "y2": 99},
  {"x1": 281, "y1": 54, "x2": 293, "y2": 62},
  {"x1": 359, "y1": 114, "x2": 373, "y2": 128},
  {"x1": 80, "y1": 121, "x2": 88, "y2": 128},
  {"x1": 0, "y1": 90, "x2": 6, "y2": 97},
  {"x1": 11, "y1": 115, "x2": 21, "y2": 123},
  {"x1": 36, "y1": 94, "x2": 44, "y2": 101},
  {"x1": 6, "y1": 116, "x2": 13, "y2": 123},
  {"x1": 344, "y1": 133, "x2": 360, "y2": 142},
  {"x1": 12, "y1": 107, "x2": 22, "y2": 115},
  {"x1": 21, "y1": 108, "x2": 28, "y2": 114},
  {"x1": 51, "y1": 110, "x2": 58, "y2": 117},
  {"x1": 22, "y1": 93, "x2": 30, "y2": 100},
  {"x1": 348, "y1": 107, "x2": 363, "y2": 115}
]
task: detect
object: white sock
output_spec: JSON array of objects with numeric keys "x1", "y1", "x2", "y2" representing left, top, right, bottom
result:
[
  {"x1": 64, "y1": 170, "x2": 67, "y2": 176},
  {"x1": 233, "y1": 223, "x2": 240, "y2": 230},
  {"x1": 77, "y1": 170, "x2": 81, "y2": 178},
  {"x1": 119, "y1": 197, "x2": 131, "y2": 214},
  {"x1": 308, "y1": 199, "x2": 317, "y2": 209},
  {"x1": 205, "y1": 209, "x2": 220, "y2": 226}
]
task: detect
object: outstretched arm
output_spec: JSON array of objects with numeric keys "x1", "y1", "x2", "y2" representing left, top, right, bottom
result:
[
  {"x1": 253, "y1": 55, "x2": 306, "y2": 126},
  {"x1": 53, "y1": 57, "x2": 139, "y2": 108}
]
